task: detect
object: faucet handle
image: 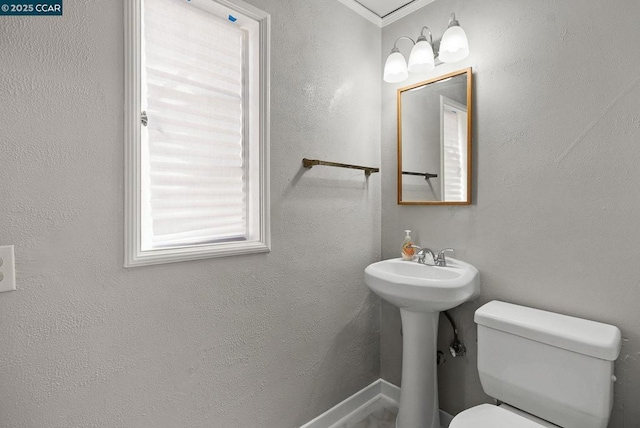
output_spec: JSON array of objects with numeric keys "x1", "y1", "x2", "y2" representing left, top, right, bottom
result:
[{"x1": 436, "y1": 248, "x2": 454, "y2": 266}]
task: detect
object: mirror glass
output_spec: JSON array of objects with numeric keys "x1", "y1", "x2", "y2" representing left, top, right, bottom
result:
[{"x1": 398, "y1": 68, "x2": 472, "y2": 205}]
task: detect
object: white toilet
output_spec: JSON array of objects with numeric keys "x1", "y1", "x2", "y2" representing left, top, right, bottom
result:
[{"x1": 450, "y1": 301, "x2": 622, "y2": 428}]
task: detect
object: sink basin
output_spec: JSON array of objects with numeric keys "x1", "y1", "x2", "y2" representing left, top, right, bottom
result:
[
  {"x1": 365, "y1": 257, "x2": 479, "y2": 312},
  {"x1": 364, "y1": 257, "x2": 480, "y2": 428}
]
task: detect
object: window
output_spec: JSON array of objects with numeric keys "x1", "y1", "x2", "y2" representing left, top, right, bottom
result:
[
  {"x1": 440, "y1": 96, "x2": 468, "y2": 202},
  {"x1": 125, "y1": 0, "x2": 270, "y2": 267}
]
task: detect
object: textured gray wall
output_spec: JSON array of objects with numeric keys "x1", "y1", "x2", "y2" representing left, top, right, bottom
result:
[
  {"x1": 381, "y1": 1, "x2": 640, "y2": 427},
  {"x1": 0, "y1": 1, "x2": 381, "y2": 427}
]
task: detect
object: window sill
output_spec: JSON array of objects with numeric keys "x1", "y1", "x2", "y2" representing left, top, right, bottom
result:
[{"x1": 124, "y1": 240, "x2": 270, "y2": 268}]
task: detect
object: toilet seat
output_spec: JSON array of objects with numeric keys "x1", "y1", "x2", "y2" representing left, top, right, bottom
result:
[{"x1": 450, "y1": 404, "x2": 558, "y2": 428}]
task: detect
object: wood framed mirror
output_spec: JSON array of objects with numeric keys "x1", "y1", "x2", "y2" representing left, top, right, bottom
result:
[{"x1": 397, "y1": 68, "x2": 472, "y2": 205}]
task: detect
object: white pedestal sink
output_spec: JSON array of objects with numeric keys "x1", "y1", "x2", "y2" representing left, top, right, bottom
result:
[{"x1": 364, "y1": 258, "x2": 479, "y2": 428}]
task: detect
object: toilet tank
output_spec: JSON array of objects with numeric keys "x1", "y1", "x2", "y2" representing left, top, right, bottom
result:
[{"x1": 475, "y1": 301, "x2": 621, "y2": 428}]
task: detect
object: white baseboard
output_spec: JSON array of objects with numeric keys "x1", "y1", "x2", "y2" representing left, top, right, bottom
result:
[{"x1": 300, "y1": 378, "x2": 453, "y2": 428}]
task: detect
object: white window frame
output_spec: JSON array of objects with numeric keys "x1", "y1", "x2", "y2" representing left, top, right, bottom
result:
[{"x1": 124, "y1": 0, "x2": 270, "y2": 267}]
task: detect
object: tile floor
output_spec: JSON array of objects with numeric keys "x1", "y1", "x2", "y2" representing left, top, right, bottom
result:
[
  {"x1": 331, "y1": 396, "x2": 398, "y2": 428},
  {"x1": 328, "y1": 396, "x2": 452, "y2": 428}
]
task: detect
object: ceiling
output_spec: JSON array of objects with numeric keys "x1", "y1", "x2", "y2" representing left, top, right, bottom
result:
[
  {"x1": 354, "y1": 0, "x2": 416, "y2": 18},
  {"x1": 337, "y1": 0, "x2": 435, "y2": 27}
]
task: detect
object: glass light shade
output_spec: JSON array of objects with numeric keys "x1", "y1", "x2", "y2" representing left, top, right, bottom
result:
[
  {"x1": 383, "y1": 50, "x2": 409, "y2": 83},
  {"x1": 438, "y1": 25, "x2": 469, "y2": 63},
  {"x1": 408, "y1": 40, "x2": 435, "y2": 73}
]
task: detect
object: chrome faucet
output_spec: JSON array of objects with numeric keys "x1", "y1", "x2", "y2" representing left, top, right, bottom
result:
[
  {"x1": 411, "y1": 245, "x2": 435, "y2": 265},
  {"x1": 411, "y1": 246, "x2": 454, "y2": 267}
]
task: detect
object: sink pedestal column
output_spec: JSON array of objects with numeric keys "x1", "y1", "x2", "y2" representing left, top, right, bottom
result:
[{"x1": 397, "y1": 309, "x2": 440, "y2": 428}]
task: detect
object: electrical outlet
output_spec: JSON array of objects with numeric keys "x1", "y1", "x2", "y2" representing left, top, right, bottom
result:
[{"x1": 0, "y1": 245, "x2": 16, "y2": 293}]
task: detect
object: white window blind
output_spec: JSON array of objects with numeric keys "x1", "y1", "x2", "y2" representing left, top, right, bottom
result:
[
  {"x1": 442, "y1": 107, "x2": 467, "y2": 201},
  {"x1": 141, "y1": 0, "x2": 247, "y2": 250},
  {"x1": 125, "y1": 0, "x2": 269, "y2": 267}
]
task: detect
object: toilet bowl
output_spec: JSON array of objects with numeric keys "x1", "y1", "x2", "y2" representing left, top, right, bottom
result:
[
  {"x1": 450, "y1": 404, "x2": 556, "y2": 428},
  {"x1": 449, "y1": 301, "x2": 621, "y2": 428}
]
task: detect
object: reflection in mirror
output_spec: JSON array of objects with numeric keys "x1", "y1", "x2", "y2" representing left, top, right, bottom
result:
[{"x1": 398, "y1": 68, "x2": 472, "y2": 205}]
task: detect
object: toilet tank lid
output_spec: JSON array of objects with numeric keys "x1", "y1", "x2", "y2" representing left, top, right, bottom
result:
[{"x1": 475, "y1": 301, "x2": 622, "y2": 361}]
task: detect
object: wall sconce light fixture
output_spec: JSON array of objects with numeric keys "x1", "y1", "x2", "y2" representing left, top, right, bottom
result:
[{"x1": 383, "y1": 13, "x2": 469, "y2": 83}]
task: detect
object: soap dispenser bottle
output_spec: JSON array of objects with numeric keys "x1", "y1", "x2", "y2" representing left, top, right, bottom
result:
[{"x1": 401, "y1": 230, "x2": 415, "y2": 261}]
